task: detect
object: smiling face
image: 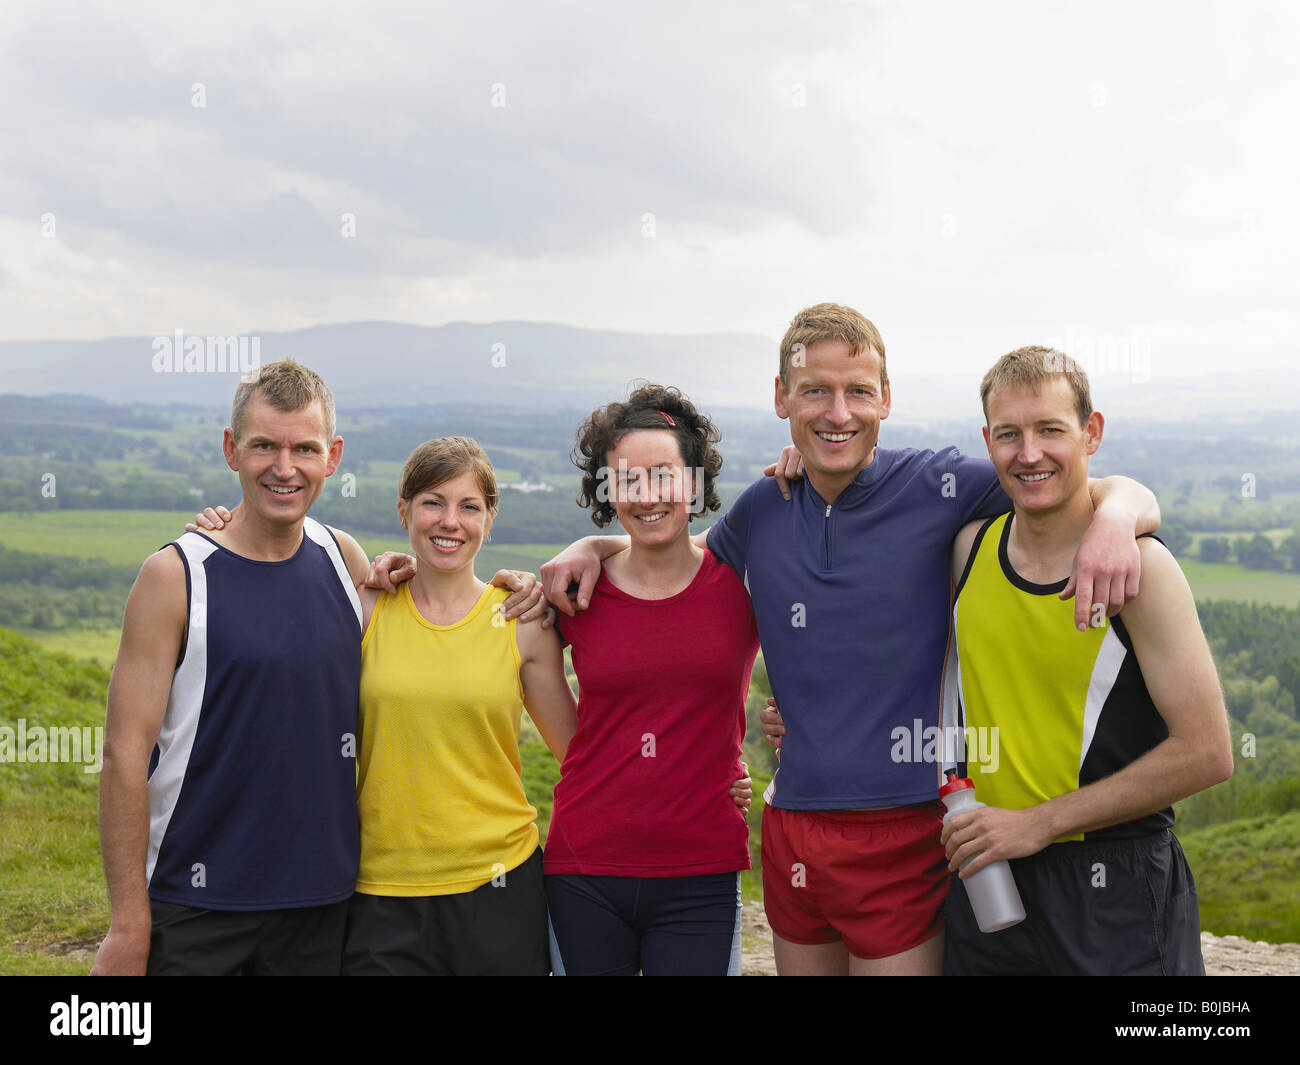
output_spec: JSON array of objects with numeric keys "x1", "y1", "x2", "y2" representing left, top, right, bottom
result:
[
  {"x1": 605, "y1": 429, "x2": 694, "y2": 549},
  {"x1": 222, "y1": 393, "x2": 342, "y2": 528},
  {"x1": 982, "y1": 376, "x2": 1103, "y2": 514},
  {"x1": 774, "y1": 337, "x2": 891, "y2": 500},
  {"x1": 398, "y1": 469, "x2": 493, "y2": 575}
]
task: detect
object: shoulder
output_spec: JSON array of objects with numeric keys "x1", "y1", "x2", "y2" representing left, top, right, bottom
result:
[
  {"x1": 730, "y1": 475, "x2": 783, "y2": 513},
  {"x1": 1133, "y1": 535, "x2": 1182, "y2": 586},
  {"x1": 322, "y1": 523, "x2": 369, "y2": 582},
  {"x1": 952, "y1": 518, "x2": 989, "y2": 575},
  {"x1": 134, "y1": 544, "x2": 188, "y2": 601},
  {"x1": 875, "y1": 445, "x2": 987, "y2": 482},
  {"x1": 1118, "y1": 537, "x2": 1193, "y2": 631},
  {"x1": 122, "y1": 547, "x2": 188, "y2": 634},
  {"x1": 515, "y1": 610, "x2": 562, "y2": 659},
  {"x1": 701, "y1": 546, "x2": 747, "y2": 588}
]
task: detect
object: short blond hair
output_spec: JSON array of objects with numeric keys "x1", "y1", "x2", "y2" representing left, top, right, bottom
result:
[
  {"x1": 230, "y1": 358, "x2": 337, "y2": 442},
  {"x1": 980, "y1": 346, "x2": 1092, "y2": 428},
  {"x1": 779, "y1": 302, "x2": 886, "y2": 388},
  {"x1": 399, "y1": 436, "x2": 498, "y2": 512}
]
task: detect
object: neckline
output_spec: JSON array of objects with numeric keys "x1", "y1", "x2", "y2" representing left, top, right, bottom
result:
[
  {"x1": 804, "y1": 447, "x2": 892, "y2": 508},
  {"x1": 402, "y1": 580, "x2": 497, "y2": 630},
  {"x1": 998, "y1": 512, "x2": 1070, "y2": 596},
  {"x1": 189, "y1": 527, "x2": 307, "y2": 566},
  {"x1": 598, "y1": 550, "x2": 711, "y2": 606}
]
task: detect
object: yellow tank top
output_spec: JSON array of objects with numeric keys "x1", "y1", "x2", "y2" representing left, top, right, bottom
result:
[{"x1": 355, "y1": 582, "x2": 538, "y2": 896}]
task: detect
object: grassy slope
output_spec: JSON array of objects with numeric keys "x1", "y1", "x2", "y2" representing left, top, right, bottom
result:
[
  {"x1": 0, "y1": 628, "x2": 111, "y2": 975},
  {"x1": 1179, "y1": 811, "x2": 1300, "y2": 943}
]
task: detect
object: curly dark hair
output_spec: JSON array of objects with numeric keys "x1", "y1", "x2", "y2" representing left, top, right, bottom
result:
[{"x1": 573, "y1": 382, "x2": 723, "y2": 527}]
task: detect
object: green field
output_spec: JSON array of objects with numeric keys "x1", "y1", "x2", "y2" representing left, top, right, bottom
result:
[
  {"x1": 1175, "y1": 559, "x2": 1300, "y2": 606},
  {"x1": 0, "y1": 510, "x2": 201, "y2": 566}
]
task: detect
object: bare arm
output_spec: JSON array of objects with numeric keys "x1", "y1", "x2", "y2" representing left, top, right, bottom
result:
[
  {"x1": 91, "y1": 549, "x2": 188, "y2": 975},
  {"x1": 943, "y1": 539, "x2": 1232, "y2": 876},
  {"x1": 1088, "y1": 475, "x2": 1161, "y2": 536},
  {"x1": 516, "y1": 618, "x2": 578, "y2": 760}
]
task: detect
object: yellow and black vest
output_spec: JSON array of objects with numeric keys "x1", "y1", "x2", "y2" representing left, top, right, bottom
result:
[{"x1": 946, "y1": 513, "x2": 1171, "y2": 841}]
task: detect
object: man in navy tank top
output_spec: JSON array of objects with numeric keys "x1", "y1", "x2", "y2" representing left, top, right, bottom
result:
[
  {"x1": 91, "y1": 360, "x2": 543, "y2": 975},
  {"x1": 91, "y1": 361, "x2": 371, "y2": 975}
]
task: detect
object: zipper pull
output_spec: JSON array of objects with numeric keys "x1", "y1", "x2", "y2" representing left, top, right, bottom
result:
[{"x1": 825, "y1": 504, "x2": 832, "y2": 518}]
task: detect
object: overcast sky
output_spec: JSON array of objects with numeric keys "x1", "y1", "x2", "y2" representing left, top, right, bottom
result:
[{"x1": 2, "y1": 0, "x2": 1297, "y2": 390}]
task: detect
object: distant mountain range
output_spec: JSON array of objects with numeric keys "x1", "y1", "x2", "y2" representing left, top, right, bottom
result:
[{"x1": 1, "y1": 320, "x2": 1296, "y2": 428}]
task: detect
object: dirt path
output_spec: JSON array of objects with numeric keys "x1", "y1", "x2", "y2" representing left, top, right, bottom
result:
[{"x1": 739, "y1": 901, "x2": 1300, "y2": 975}]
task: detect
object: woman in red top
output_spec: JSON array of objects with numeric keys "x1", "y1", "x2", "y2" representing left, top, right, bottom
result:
[{"x1": 543, "y1": 383, "x2": 760, "y2": 976}]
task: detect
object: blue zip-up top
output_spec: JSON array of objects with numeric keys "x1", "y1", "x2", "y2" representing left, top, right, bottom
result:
[{"x1": 707, "y1": 447, "x2": 1009, "y2": 809}]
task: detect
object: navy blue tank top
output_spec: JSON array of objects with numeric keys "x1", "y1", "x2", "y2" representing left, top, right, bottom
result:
[{"x1": 146, "y1": 518, "x2": 361, "y2": 910}]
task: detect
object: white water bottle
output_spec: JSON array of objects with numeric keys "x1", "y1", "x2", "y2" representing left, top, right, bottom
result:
[{"x1": 939, "y1": 770, "x2": 1027, "y2": 933}]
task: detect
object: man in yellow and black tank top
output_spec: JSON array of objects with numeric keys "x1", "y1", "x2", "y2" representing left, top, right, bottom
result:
[
  {"x1": 940, "y1": 348, "x2": 1233, "y2": 976},
  {"x1": 953, "y1": 512, "x2": 1173, "y2": 842}
]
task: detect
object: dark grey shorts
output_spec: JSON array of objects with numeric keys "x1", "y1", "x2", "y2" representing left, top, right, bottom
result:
[{"x1": 944, "y1": 829, "x2": 1205, "y2": 976}]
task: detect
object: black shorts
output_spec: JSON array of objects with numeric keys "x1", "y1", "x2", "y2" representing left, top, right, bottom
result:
[
  {"x1": 341, "y1": 847, "x2": 548, "y2": 975},
  {"x1": 146, "y1": 897, "x2": 350, "y2": 975},
  {"x1": 545, "y1": 870, "x2": 743, "y2": 976},
  {"x1": 944, "y1": 829, "x2": 1204, "y2": 976}
]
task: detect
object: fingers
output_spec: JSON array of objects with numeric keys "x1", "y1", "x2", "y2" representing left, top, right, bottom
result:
[
  {"x1": 389, "y1": 556, "x2": 415, "y2": 591},
  {"x1": 540, "y1": 606, "x2": 557, "y2": 630},
  {"x1": 1071, "y1": 572, "x2": 1094, "y2": 631},
  {"x1": 371, "y1": 552, "x2": 398, "y2": 594},
  {"x1": 1106, "y1": 571, "x2": 1125, "y2": 617},
  {"x1": 542, "y1": 562, "x2": 577, "y2": 617},
  {"x1": 574, "y1": 566, "x2": 598, "y2": 613},
  {"x1": 513, "y1": 584, "x2": 547, "y2": 624},
  {"x1": 497, "y1": 571, "x2": 539, "y2": 619}
]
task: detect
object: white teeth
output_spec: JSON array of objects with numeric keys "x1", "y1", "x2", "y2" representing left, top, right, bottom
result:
[
  {"x1": 637, "y1": 513, "x2": 667, "y2": 523},
  {"x1": 1018, "y1": 472, "x2": 1053, "y2": 482},
  {"x1": 266, "y1": 485, "x2": 299, "y2": 494},
  {"x1": 817, "y1": 432, "x2": 854, "y2": 442},
  {"x1": 432, "y1": 537, "x2": 461, "y2": 548}
]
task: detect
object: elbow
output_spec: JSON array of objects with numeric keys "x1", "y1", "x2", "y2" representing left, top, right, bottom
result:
[{"x1": 1206, "y1": 746, "x2": 1234, "y2": 788}]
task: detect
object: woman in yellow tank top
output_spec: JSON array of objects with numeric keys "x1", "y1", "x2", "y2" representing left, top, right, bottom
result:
[{"x1": 341, "y1": 437, "x2": 579, "y2": 975}]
